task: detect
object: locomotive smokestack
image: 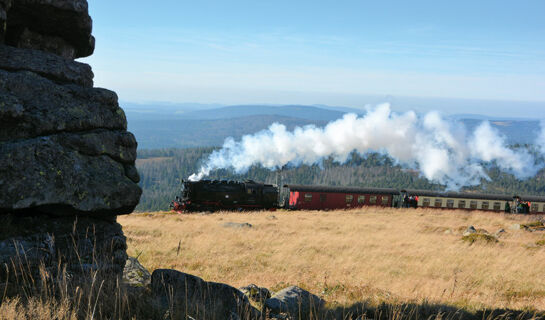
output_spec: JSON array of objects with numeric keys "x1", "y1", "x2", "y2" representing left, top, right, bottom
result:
[{"x1": 189, "y1": 104, "x2": 544, "y2": 189}]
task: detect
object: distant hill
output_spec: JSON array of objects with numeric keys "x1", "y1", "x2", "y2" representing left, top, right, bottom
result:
[
  {"x1": 459, "y1": 119, "x2": 540, "y2": 145},
  {"x1": 178, "y1": 105, "x2": 348, "y2": 121},
  {"x1": 129, "y1": 115, "x2": 327, "y2": 149},
  {"x1": 121, "y1": 102, "x2": 225, "y2": 120},
  {"x1": 123, "y1": 102, "x2": 543, "y2": 150}
]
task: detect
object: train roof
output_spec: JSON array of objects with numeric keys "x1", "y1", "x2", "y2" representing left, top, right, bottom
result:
[
  {"x1": 514, "y1": 195, "x2": 545, "y2": 202},
  {"x1": 284, "y1": 184, "x2": 399, "y2": 195},
  {"x1": 188, "y1": 179, "x2": 274, "y2": 187},
  {"x1": 401, "y1": 189, "x2": 532, "y2": 201}
]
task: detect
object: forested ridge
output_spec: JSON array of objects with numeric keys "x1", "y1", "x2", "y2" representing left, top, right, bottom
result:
[{"x1": 135, "y1": 147, "x2": 545, "y2": 212}]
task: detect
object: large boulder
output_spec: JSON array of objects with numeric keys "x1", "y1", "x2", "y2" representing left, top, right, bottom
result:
[
  {"x1": 5, "y1": 0, "x2": 94, "y2": 58},
  {"x1": 151, "y1": 269, "x2": 261, "y2": 319},
  {"x1": 0, "y1": 0, "x2": 140, "y2": 281},
  {"x1": 265, "y1": 286, "x2": 325, "y2": 318}
]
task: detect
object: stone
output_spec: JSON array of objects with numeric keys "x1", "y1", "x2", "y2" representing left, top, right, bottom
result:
[
  {"x1": 269, "y1": 313, "x2": 290, "y2": 320},
  {"x1": 0, "y1": 69, "x2": 123, "y2": 141},
  {"x1": 463, "y1": 225, "x2": 476, "y2": 236},
  {"x1": 0, "y1": 44, "x2": 94, "y2": 87},
  {"x1": 151, "y1": 269, "x2": 260, "y2": 319},
  {"x1": 123, "y1": 257, "x2": 151, "y2": 287},
  {"x1": 0, "y1": 0, "x2": 11, "y2": 42},
  {"x1": 0, "y1": 135, "x2": 141, "y2": 216},
  {"x1": 223, "y1": 222, "x2": 253, "y2": 228},
  {"x1": 265, "y1": 286, "x2": 325, "y2": 318},
  {"x1": 495, "y1": 229, "x2": 506, "y2": 237},
  {"x1": 239, "y1": 283, "x2": 271, "y2": 303},
  {"x1": 6, "y1": 0, "x2": 95, "y2": 58},
  {"x1": 0, "y1": 214, "x2": 127, "y2": 285},
  {"x1": 15, "y1": 28, "x2": 77, "y2": 59},
  {"x1": 0, "y1": 66, "x2": 140, "y2": 216}
]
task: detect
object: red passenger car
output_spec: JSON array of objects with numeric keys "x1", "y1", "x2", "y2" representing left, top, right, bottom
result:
[{"x1": 284, "y1": 184, "x2": 399, "y2": 210}]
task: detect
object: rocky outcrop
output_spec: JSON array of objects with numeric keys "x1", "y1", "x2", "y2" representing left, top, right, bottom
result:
[
  {"x1": 0, "y1": 1, "x2": 140, "y2": 218},
  {"x1": 151, "y1": 269, "x2": 261, "y2": 319},
  {"x1": 0, "y1": 0, "x2": 140, "y2": 281}
]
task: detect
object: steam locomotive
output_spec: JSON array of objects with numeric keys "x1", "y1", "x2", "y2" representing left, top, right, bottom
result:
[
  {"x1": 171, "y1": 179, "x2": 545, "y2": 214},
  {"x1": 170, "y1": 179, "x2": 278, "y2": 212}
]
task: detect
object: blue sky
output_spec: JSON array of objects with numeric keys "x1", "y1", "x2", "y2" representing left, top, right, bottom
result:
[{"x1": 82, "y1": 1, "x2": 545, "y2": 114}]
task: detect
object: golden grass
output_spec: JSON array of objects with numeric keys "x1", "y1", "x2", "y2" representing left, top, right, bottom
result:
[{"x1": 119, "y1": 208, "x2": 545, "y2": 312}]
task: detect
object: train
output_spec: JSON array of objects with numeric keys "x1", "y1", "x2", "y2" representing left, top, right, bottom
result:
[{"x1": 170, "y1": 179, "x2": 545, "y2": 214}]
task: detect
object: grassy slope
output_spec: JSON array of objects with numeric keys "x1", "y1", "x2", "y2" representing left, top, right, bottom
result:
[{"x1": 119, "y1": 208, "x2": 545, "y2": 312}]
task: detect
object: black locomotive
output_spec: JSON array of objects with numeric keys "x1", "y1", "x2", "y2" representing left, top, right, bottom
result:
[{"x1": 171, "y1": 179, "x2": 278, "y2": 212}]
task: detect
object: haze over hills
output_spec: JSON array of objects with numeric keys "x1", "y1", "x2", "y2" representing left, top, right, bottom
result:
[
  {"x1": 124, "y1": 102, "x2": 543, "y2": 150},
  {"x1": 177, "y1": 105, "x2": 351, "y2": 121},
  {"x1": 129, "y1": 114, "x2": 328, "y2": 149}
]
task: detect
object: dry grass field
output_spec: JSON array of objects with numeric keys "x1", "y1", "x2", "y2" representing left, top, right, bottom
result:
[{"x1": 118, "y1": 208, "x2": 545, "y2": 313}]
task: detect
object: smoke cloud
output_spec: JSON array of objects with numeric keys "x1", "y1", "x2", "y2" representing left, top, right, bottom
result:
[
  {"x1": 189, "y1": 104, "x2": 543, "y2": 189},
  {"x1": 538, "y1": 121, "x2": 545, "y2": 156}
]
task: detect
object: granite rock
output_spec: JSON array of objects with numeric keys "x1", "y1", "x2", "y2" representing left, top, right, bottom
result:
[{"x1": 5, "y1": 0, "x2": 94, "y2": 57}]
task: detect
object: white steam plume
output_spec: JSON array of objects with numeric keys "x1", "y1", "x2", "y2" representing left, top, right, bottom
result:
[
  {"x1": 538, "y1": 121, "x2": 545, "y2": 155},
  {"x1": 189, "y1": 104, "x2": 542, "y2": 189}
]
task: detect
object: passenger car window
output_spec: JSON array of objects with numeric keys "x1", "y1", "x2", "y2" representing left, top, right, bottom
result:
[
  {"x1": 423, "y1": 198, "x2": 430, "y2": 207},
  {"x1": 381, "y1": 196, "x2": 389, "y2": 205},
  {"x1": 369, "y1": 196, "x2": 377, "y2": 204},
  {"x1": 357, "y1": 195, "x2": 365, "y2": 203},
  {"x1": 434, "y1": 199, "x2": 442, "y2": 207},
  {"x1": 345, "y1": 195, "x2": 353, "y2": 203}
]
